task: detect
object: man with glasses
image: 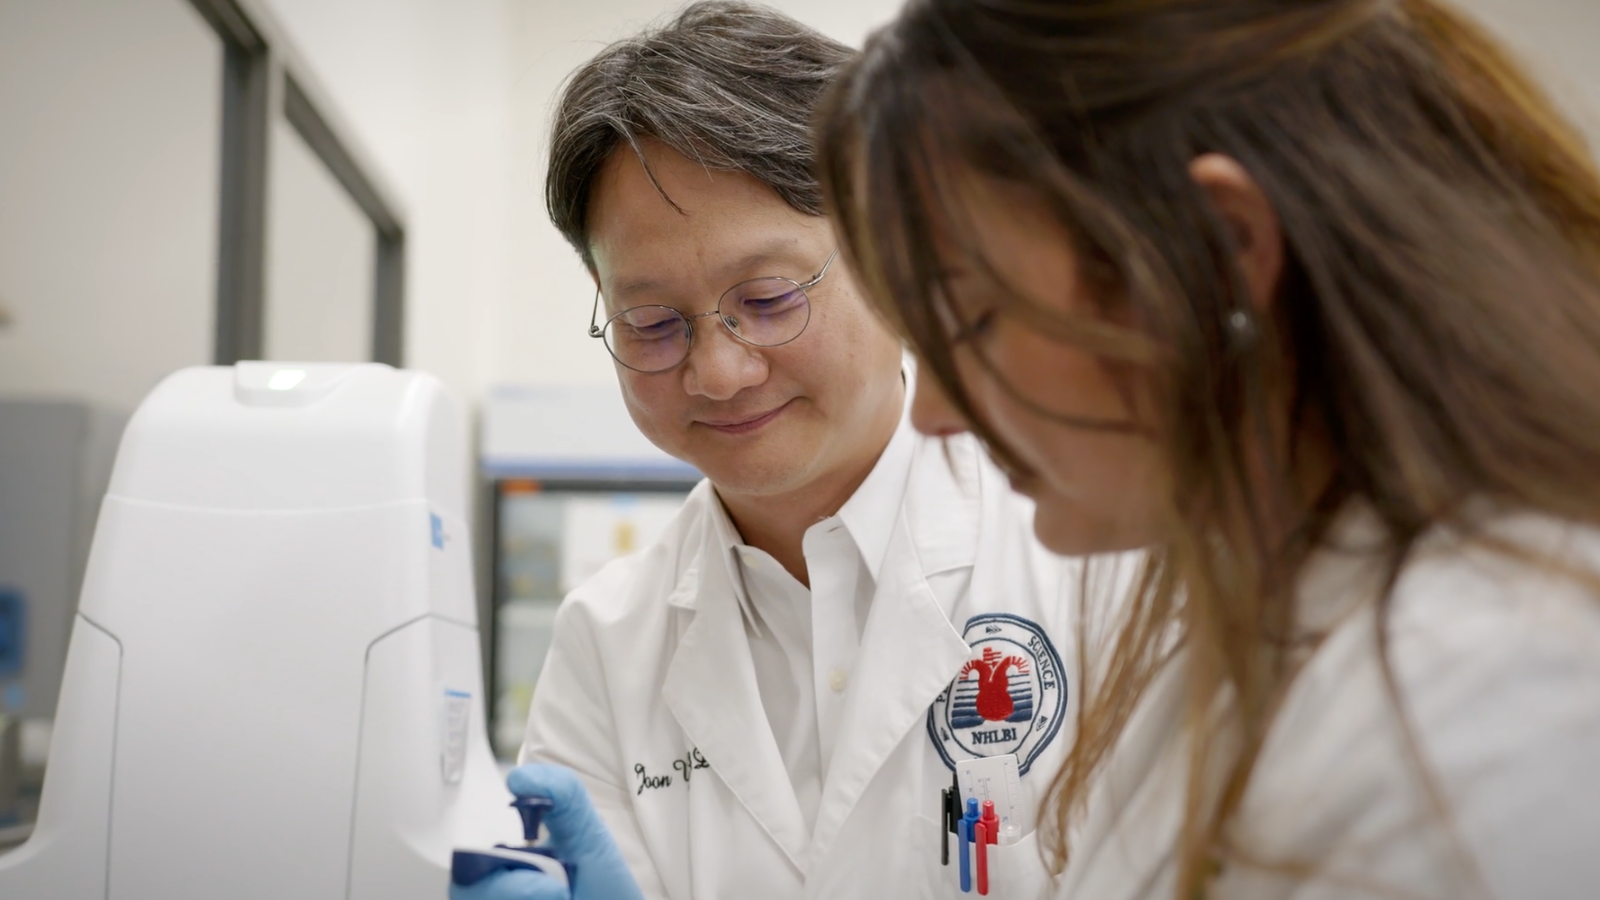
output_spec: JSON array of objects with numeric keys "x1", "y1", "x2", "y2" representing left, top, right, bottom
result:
[{"x1": 467, "y1": 4, "x2": 1101, "y2": 899}]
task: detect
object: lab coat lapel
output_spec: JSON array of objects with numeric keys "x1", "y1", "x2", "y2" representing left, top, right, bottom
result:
[
  {"x1": 805, "y1": 511, "x2": 972, "y2": 867},
  {"x1": 661, "y1": 534, "x2": 810, "y2": 870}
]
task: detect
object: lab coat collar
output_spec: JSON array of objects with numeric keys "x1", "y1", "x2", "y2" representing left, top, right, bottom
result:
[
  {"x1": 1294, "y1": 502, "x2": 1391, "y2": 637},
  {"x1": 835, "y1": 389, "x2": 918, "y2": 583},
  {"x1": 662, "y1": 497, "x2": 811, "y2": 871},
  {"x1": 664, "y1": 481, "x2": 715, "y2": 612},
  {"x1": 702, "y1": 488, "x2": 766, "y2": 636},
  {"x1": 803, "y1": 430, "x2": 983, "y2": 867}
]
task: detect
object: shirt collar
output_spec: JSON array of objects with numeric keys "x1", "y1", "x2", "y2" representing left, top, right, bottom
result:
[
  {"x1": 707, "y1": 363, "x2": 919, "y2": 626},
  {"x1": 707, "y1": 488, "x2": 763, "y2": 634},
  {"x1": 833, "y1": 392, "x2": 916, "y2": 583}
]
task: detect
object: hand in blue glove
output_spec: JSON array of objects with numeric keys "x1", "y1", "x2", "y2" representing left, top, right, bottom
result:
[{"x1": 449, "y1": 764, "x2": 645, "y2": 900}]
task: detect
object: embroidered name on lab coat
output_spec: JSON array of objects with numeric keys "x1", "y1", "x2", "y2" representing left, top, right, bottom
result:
[
  {"x1": 633, "y1": 747, "x2": 710, "y2": 794},
  {"x1": 927, "y1": 613, "x2": 1067, "y2": 775}
]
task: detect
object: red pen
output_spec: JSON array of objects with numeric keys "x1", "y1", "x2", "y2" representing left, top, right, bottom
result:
[
  {"x1": 974, "y1": 820, "x2": 988, "y2": 895},
  {"x1": 976, "y1": 800, "x2": 999, "y2": 895}
]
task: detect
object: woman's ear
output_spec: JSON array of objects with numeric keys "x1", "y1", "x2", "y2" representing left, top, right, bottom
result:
[{"x1": 1189, "y1": 154, "x2": 1284, "y2": 315}]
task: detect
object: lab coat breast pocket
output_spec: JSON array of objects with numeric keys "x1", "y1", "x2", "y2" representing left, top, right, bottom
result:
[{"x1": 910, "y1": 813, "x2": 1048, "y2": 899}]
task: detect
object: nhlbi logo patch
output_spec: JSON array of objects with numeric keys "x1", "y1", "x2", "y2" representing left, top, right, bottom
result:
[{"x1": 927, "y1": 613, "x2": 1066, "y2": 776}]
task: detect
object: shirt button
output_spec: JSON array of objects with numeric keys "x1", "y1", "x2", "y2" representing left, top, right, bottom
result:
[{"x1": 828, "y1": 668, "x2": 849, "y2": 692}]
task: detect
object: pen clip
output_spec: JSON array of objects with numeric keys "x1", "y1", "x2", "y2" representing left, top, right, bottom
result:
[
  {"x1": 975, "y1": 821, "x2": 989, "y2": 895},
  {"x1": 958, "y1": 814, "x2": 972, "y2": 892},
  {"x1": 940, "y1": 762, "x2": 953, "y2": 832},
  {"x1": 940, "y1": 788, "x2": 952, "y2": 866}
]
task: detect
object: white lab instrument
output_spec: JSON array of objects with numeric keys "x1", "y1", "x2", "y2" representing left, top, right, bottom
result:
[{"x1": 0, "y1": 362, "x2": 519, "y2": 898}]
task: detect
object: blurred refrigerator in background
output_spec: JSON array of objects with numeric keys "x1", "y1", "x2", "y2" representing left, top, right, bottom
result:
[
  {"x1": 0, "y1": 400, "x2": 125, "y2": 845},
  {"x1": 482, "y1": 385, "x2": 698, "y2": 759}
]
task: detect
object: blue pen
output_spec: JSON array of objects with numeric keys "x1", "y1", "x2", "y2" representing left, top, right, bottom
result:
[{"x1": 959, "y1": 796, "x2": 979, "y2": 892}]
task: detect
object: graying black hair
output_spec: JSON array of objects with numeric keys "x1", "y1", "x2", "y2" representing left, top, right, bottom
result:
[{"x1": 545, "y1": 1, "x2": 855, "y2": 268}]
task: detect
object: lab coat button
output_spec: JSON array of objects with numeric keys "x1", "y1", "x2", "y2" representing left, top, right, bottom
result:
[{"x1": 828, "y1": 668, "x2": 849, "y2": 692}]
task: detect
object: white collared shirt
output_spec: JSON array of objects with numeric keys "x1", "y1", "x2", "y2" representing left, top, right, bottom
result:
[{"x1": 707, "y1": 404, "x2": 917, "y2": 839}]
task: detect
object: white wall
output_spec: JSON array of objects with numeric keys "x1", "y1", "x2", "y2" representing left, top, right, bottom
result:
[
  {"x1": 261, "y1": 0, "x2": 518, "y2": 405},
  {"x1": 0, "y1": 0, "x2": 220, "y2": 412},
  {"x1": 1452, "y1": 0, "x2": 1600, "y2": 145},
  {"x1": 263, "y1": 117, "x2": 376, "y2": 363}
]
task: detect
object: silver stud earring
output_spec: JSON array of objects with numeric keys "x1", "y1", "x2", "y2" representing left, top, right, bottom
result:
[{"x1": 1227, "y1": 309, "x2": 1258, "y2": 350}]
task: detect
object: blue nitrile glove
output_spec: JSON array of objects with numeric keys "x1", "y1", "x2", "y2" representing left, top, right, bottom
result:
[{"x1": 448, "y1": 764, "x2": 646, "y2": 900}]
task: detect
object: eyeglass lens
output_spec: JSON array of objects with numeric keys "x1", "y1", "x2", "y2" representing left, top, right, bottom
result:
[{"x1": 603, "y1": 277, "x2": 812, "y2": 372}]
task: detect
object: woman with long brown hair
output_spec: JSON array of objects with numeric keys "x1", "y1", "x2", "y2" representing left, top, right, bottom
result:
[{"x1": 819, "y1": 0, "x2": 1600, "y2": 896}]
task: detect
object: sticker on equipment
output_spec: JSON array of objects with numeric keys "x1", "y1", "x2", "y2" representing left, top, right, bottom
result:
[{"x1": 441, "y1": 688, "x2": 471, "y2": 784}]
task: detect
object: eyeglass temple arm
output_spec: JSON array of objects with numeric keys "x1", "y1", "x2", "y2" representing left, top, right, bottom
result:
[
  {"x1": 803, "y1": 250, "x2": 840, "y2": 290},
  {"x1": 588, "y1": 288, "x2": 604, "y2": 338}
]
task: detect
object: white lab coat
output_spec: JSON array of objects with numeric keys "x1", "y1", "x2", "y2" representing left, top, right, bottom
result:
[
  {"x1": 524, "y1": 429, "x2": 1119, "y2": 900},
  {"x1": 1056, "y1": 508, "x2": 1600, "y2": 900}
]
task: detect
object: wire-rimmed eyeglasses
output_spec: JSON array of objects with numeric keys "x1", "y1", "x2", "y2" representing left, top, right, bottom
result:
[{"x1": 588, "y1": 250, "x2": 838, "y2": 373}]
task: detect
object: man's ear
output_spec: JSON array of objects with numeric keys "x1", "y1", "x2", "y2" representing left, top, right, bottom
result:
[{"x1": 1189, "y1": 153, "x2": 1284, "y2": 315}]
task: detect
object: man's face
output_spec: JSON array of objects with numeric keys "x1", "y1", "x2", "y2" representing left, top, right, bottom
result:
[{"x1": 586, "y1": 140, "x2": 904, "y2": 503}]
